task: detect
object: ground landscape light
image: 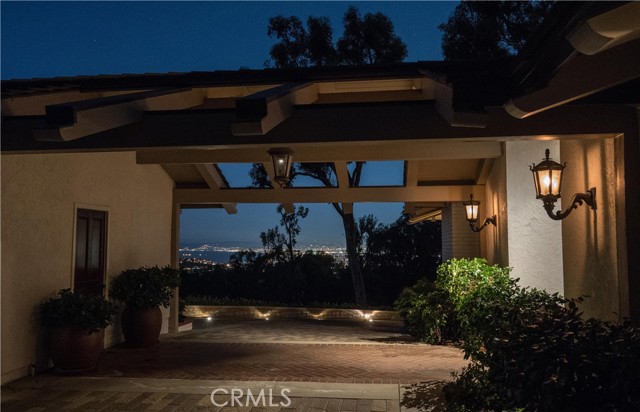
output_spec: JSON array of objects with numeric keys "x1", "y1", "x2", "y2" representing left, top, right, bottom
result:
[
  {"x1": 530, "y1": 149, "x2": 597, "y2": 220},
  {"x1": 462, "y1": 194, "x2": 497, "y2": 232},
  {"x1": 268, "y1": 148, "x2": 294, "y2": 187}
]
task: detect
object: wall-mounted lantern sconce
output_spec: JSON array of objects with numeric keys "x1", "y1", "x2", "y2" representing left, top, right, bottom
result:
[
  {"x1": 268, "y1": 148, "x2": 293, "y2": 187},
  {"x1": 530, "y1": 149, "x2": 596, "y2": 220},
  {"x1": 462, "y1": 194, "x2": 497, "y2": 232}
]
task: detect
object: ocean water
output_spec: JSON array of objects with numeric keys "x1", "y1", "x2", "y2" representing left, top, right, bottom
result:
[{"x1": 180, "y1": 243, "x2": 347, "y2": 265}]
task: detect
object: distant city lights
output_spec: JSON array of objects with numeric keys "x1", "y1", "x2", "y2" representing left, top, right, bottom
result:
[{"x1": 179, "y1": 243, "x2": 348, "y2": 269}]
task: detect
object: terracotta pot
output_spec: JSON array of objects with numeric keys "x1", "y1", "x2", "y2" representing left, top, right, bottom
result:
[
  {"x1": 50, "y1": 326, "x2": 103, "y2": 372},
  {"x1": 121, "y1": 305, "x2": 162, "y2": 347}
]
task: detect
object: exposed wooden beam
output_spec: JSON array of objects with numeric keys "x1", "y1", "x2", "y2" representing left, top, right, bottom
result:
[
  {"x1": 33, "y1": 88, "x2": 204, "y2": 141},
  {"x1": 407, "y1": 208, "x2": 443, "y2": 224},
  {"x1": 2, "y1": 90, "x2": 101, "y2": 116},
  {"x1": 194, "y1": 163, "x2": 228, "y2": 189},
  {"x1": 433, "y1": 81, "x2": 488, "y2": 128},
  {"x1": 404, "y1": 160, "x2": 419, "y2": 187},
  {"x1": 317, "y1": 78, "x2": 424, "y2": 94},
  {"x1": 174, "y1": 185, "x2": 485, "y2": 204},
  {"x1": 194, "y1": 163, "x2": 237, "y2": 214},
  {"x1": 334, "y1": 161, "x2": 350, "y2": 188},
  {"x1": 342, "y1": 203, "x2": 354, "y2": 214},
  {"x1": 136, "y1": 141, "x2": 503, "y2": 165},
  {"x1": 505, "y1": 38, "x2": 640, "y2": 119},
  {"x1": 230, "y1": 82, "x2": 318, "y2": 136},
  {"x1": 221, "y1": 203, "x2": 237, "y2": 214},
  {"x1": 474, "y1": 158, "x2": 495, "y2": 185},
  {"x1": 180, "y1": 204, "x2": 224, "y2": 209},
  {"x1": 282, "y1": 203, "x2": 295, "y2": 213},
  {"x1": 4, "y1": 102, "x2": 625, "y2": 154},
  {"x1": 567, "y1": 2, "x2": 640, "y2": 56}
]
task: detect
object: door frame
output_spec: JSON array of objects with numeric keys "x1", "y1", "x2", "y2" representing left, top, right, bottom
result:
[{"x1": 71, "y1": 203, "x2": 110, "y2": 297}]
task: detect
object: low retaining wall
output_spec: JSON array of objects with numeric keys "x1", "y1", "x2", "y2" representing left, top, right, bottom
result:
[{"x1": 184, "y1": 305, "x2": 401, "y2": 321}]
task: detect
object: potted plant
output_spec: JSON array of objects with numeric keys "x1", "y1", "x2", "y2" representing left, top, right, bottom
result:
[
  {"x1": 109, "y1": 266, "x2": 180, "y2": 347},
  {"x1": 39, "y1": 289, "x2": 115, "y2": 372}
]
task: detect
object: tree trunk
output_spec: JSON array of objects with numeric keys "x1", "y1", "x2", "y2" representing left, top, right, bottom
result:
[{"x1": 342, "y1": 212, "x2": 367, "y2": 305}]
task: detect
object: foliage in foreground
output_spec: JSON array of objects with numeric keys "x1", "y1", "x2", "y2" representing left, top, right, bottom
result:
[
  {"x1": 446, "y1": 289, "x2": 640, "y2": 412},
  {"x1": 110, "y1": 266, "x2": 181, "y2": 309},
  {"x1": 395, "y1": 258, "x2": 510, "y2": 345},
  {"x1": 397, "y1": 258, "x2": 640, "y2": 411},
  {"x1": 39, "y1": 289, "x2": 115, "y2": 333},
  {"x1": 394, "y1": 277, "x2": 458, "y2": 344}
]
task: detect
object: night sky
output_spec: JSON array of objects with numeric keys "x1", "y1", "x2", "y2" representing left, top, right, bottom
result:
[{"x1": 1, "y1": 1, "x2": 458, "y2": 247}]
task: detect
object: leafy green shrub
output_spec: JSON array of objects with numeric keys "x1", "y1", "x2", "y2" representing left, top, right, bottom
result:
[
  {"x1": 444, "y1": 286, "x2": 640, "y2": 411},
  {"x1": 40, "y1": 289, "x2": 115, "y2": 333},
  {"x1": 396, "y1": 258, "x2": 513, "y2": 345},
  {"x1": 110, "y1": 266, "x2": 180, "y2": 309},
  {"x1": 434, "y1": 258, "x2": 513, "y2": 308},
  {"x1": 397, "y1": 258, "x2": 640, "y2": 410},
  {"x1": 395, "y1": 278, "x2": 459, "y2": 343}
]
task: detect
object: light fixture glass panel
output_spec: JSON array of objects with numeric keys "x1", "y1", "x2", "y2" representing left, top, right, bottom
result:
[
  {"x1": 273, "y1": 155, "x2": 289, "y2": 178},
  {"x1": 552, "y1": 169, "x2": 562, "y2": 196},
  {"x1": 535, "y1": 169, "x2": 562, "y2": 197},
  {"x1": 269, "y1": 149, "x2": 293, "y2": 185},
  {"x1": 540, "y1": 171, "x2": 552, "y2": 196},
  {"x1": 465, "y1": 204, "x2": 479, "y2": 221}
]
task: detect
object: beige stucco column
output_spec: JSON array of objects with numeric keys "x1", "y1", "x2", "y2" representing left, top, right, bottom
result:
[
  {"x1": 504, "y1": 140, "x2": 564, "y2": 294},
  {"x1": 168, "y1": 203, "x2": 181, "y2": 333}
]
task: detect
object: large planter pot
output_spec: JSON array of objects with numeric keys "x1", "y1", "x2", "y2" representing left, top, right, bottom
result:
[
  {"x1": 121, "y1": 305, "x2": 162, "y2": 347},
  {"x1": 50, "y1": 326, "x2": 104, "y2": 372}
]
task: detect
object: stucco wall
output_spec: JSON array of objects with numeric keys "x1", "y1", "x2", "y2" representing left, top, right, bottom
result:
[
  {"x1": 505, "y1": 141, "x2": 564, "y2": 294},
  {"x1": 560, "y1": 138, "x2": 623, "y2": 321},
  {"x1": 485, "y1": 155, "x2": 508, "y2": 266},
  {"x1": 1, "y1": 151, "x2": 174, "y2": 383}
]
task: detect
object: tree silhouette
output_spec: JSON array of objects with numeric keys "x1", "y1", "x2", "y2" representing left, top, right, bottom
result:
[
  {"x1": 307, "y1": 16, "x2": 339, "y2": 66},
  {"x1": 337, "y1": 6, "x2": 408, "y2": 65},
  {"x1": 263, "y1": 6, "x2": 407, "y2": 304},
  {"x1": 250, "y1": 162, "x2": 368, "y2": 305},
  {"x1": 267, "y1": 16, "x2": 309, "y2": 68},
  {"x1": 278, "y1": 204, "x2": 309, "y2": 263},
  {"x1": 358, "y1": 214, "x2": 442, "y2": 305},
  {"x1": 439, "y1": 1, "x2": 553, "y2": 60},
  {"x1": 267, "y1": 6, "x2": 407, "y2": 68},
  {"x1": 260, "y1": 204, "x2": 309, "y2": 264}
]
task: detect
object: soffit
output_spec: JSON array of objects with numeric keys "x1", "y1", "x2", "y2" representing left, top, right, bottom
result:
[
  {"x1": 416, "y1": 159, "x2": 481, "y2": 185},
  {"x1": 161, "y1": 164, "x2": 208, "y2": 189}
]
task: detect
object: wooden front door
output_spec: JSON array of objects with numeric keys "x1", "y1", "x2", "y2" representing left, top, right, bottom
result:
[{"x1": 74, "y1": 209, "x2": 107, "y2": 296}]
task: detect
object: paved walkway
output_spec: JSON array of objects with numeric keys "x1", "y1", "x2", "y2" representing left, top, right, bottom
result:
[
  {"x1": 2, "y1": 378, "x2": 406, "y2": 412},
  {"x1": 1, "y1": 319, "x2": 465, "y2": 411}
]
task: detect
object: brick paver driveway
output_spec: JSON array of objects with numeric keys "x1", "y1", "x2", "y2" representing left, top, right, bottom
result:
[
  {"x1": 91, "y1": 319, "x2": 466, "y2": 383},
  {"x1": 1, "y1": 319, "x2": 466, "y2": 411}
]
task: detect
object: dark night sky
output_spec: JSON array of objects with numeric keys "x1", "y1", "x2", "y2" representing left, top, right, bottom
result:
[{"x1": 1, "y1": 1, "x2": 458, "y2": 247}]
